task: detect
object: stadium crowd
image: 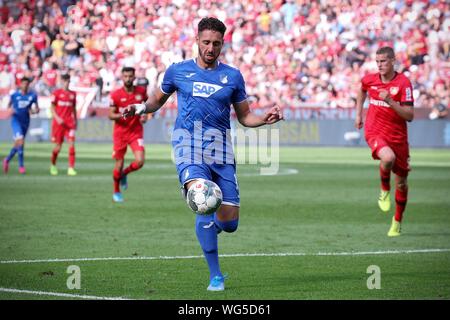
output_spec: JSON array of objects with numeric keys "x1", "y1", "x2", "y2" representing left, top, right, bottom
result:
[{"x1": 0, "y1": 0, "x2": 449, "y2": 113}]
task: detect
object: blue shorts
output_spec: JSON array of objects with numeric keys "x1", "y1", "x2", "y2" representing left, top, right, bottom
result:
[
  {"x1": 11, "y1": 118, "x2": 29, "y2": 140},
  {"x1": 178, "y1": 163, "x2": 240, "y2": 207}
]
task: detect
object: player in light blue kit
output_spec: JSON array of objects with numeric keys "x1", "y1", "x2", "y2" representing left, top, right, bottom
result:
[
  {"x1": 3, "y1": 77, "x2": 40, "y2": 174},
  {"x1": 123, "y1": 17, "x2": 283, "y2": 291}
]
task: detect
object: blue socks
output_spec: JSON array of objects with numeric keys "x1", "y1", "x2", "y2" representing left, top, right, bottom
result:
[
  {"x1": 6, "y1": 145, "x2": 24, "y2": 167},
  {"x1": 17, "y1": 145, "x2": 24, "y2": 167},
  {"x1": 195, "y1": 214, "x2": 221, "y2": 281},
  {"x1": 214, "y1": 215, "x2": 239, "y2": 233},
  {"x1": 6, "y1": 147, "x2": 18, "y2": 162},
  {"x1": 195, "y1": 213, "x2": 240, "y2": 281}
]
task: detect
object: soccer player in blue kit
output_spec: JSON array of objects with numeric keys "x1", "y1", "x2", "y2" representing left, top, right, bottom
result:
[
  {"x1": 123, "y1": 17, "x2": 283, "y2": 291},
  {"x1": 3, "y1": 77, "x2": 40, "y2": 174}
]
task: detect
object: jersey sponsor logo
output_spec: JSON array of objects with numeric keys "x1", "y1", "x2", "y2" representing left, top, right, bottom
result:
[
  {"x1": 389, "y1": 87, "x2": 399, "y2": 95},
  {"x1": 369, "y1": 98, "x2": 390, "y2": 107},
  {"x1": 192, "y1": 82, "x2": 223, "y2": 98},
  {"x1": 371, "y1": 86, "x2": 378, "y2": 90},
  {"x1": 185, "y1": 73, "x2": 196, "y2": 78},
  {"x1": 120, "y1": 98, "x2": 127, "y2": 102},
  {"x1": 58, "y1": 101, "x2": 74, "y2": 107},
  {"x1": 17, "y1": 101, "x2": 30, "y2": 109}
]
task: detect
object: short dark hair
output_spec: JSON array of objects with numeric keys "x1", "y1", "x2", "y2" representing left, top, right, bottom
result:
[
  {"x1": 376, "y1": 47, "x2": 395, "y2": 59},
  {"x1": 21, "y1": 77, "x2": 31, "y2": 83},
  {"x1": 61, "y1": 74, "x2": 70, "y2": 81},
  {"x1": 122, "y1": 66, "x2": 135, "y2": 74},
  {"x1": 198, "y1": 17, "x2": 226, "y2": 36}
]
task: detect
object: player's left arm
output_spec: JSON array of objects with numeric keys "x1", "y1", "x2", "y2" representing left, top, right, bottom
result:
[
  {"x1": 73, "y1": 94, "x2": 77, "y2": 129},
  {"x1": 30, "y1": 93, "x2": 40, "y2": 115},
  {"x1": 233, "y1": 100, "x2": 283, "y2": 128},
  {"x1": 6, "y1": 95, "x2": 14, "y2": 117},
  {"x1": 379, "y1": 89, "x2": 414, "y2": 122}
]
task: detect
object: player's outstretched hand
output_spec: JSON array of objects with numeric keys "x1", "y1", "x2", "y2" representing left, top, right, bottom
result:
[
  {"x1": 122, "y1": 103, "x2": 146, "y2": 119},
  {"x1": 263, "y1": 105, "x2": 284, "y2": 124}
]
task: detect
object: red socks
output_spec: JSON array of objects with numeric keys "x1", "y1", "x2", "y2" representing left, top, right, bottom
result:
[
  {"x1": 380, "y1": 166, "x2": 391, "y2": 191},
  {"x1": 69, "y1": 146, "x2": 75, "y2": 168},
  {"x1": 395, "y1": 188, "x2": 408, "y2": 222},
  {"x1": 122, "y1": 161, "x2": 141, "y2": 176},
  {"x1": 113, "y1": 169, "x2": 121, "y2": 193},
  {"x1": 114, "y1": 162, "x2": 142, "y2": 193},
  {"x1": 51, "y1": 148, "x2": 59, "y2": 165},
  {"x1": 52, "y1": 146, "x2": 75, "y2": 168}
]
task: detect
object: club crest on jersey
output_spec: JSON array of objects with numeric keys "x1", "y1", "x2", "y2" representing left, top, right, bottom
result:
[
  {"x1": 192, "y1": 82, "x2": 223, "y2": 98},
  {"x1": 389, "y1": 87, "x2": 399, "y2": 95},
  {"x1": 220, "y1": 74, "x2": 228, "y2": 84},
  {"x1": 135, "y1": 94, "x2": 142, "y2": 101}
]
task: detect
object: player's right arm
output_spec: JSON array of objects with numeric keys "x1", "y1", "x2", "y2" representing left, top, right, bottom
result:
[
  {"x1": 50, "y1": 92, "x2": 64, "y2": 125},
  {"x1": 108, "y1": 94, "x2": 123, "y2": 121},
  {"x1": 6, "y1": 94, "x2": 14, "y2": 116},
  {"x1": 123, "y1": 64, "x2": 176, "y2": 118},
  {"x1": 355, "y1": 86, "x2": 367, "y2": 130},
  {"x1": 122, "y1": 88, "x2": 170, "y2": 118}
]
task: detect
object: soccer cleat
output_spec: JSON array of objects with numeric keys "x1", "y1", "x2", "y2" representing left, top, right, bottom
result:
[
  {"x1": 207, "y1": 274, "x2": 227, "y2": 292},
  {"x1": 378, "y1": 190, "x2": 391, "y2": 212},
  {"x1": 387, "y1": 216, "x2": 401, "y2": 237},
  {"x1": 113, "y1": 192, "x2": 124, "y2": 203},
  {"x1": 18, "y1": 166, "x2": 26, "y2": 174},
  {"x1": 50, "y1": 165, "x2": 58, "y2": 176},
  {"x1": 67, "y1": 167, "x2": 77, "y2": 176},
  {"x1": 3, "y1": 158, "x2": 9, "y2": 174},
  {"x1": 120, "y1": 174, "x2": 128, "y2": 191}
]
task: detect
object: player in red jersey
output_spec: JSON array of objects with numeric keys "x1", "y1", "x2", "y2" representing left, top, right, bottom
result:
[
  {"x1": 50, "y1": 74, "x2": 78, "y2": 176},
  {"x1": 109, "y1": 67, "x2": 148, "y2": 202},
  {"x1": 355, "y1": 46, "x2": 414, "y2": 237}
]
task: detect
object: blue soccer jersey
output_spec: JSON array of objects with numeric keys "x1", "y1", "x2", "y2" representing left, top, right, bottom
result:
[
  {"x1": 161, "y1": 59, "x2": 247, "y2": 166},
  {"x1": 161, "y1": 59, "x2": 247, "y2": 206},
  {"x1": 10, "y1": 90, "x2": 38, "y2": 139},
  {"x1": 10, "y1": 90, "x2": 37, "y2": 125}
]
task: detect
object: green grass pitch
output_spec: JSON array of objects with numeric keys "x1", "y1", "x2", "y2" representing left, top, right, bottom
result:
[{"x1": 0, "y1": 143, "x2": 449, "y2": 300}]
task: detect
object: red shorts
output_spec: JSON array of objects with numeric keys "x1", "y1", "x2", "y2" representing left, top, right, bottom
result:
[
  {"x1": 112, "y1": 133, "x2": 145, "y2": 160},
  {"x1": 366, "y1": 135, "x2": 410, "y2": 177},
  {"x1": 52, "y1": 122, "x2": 76, "y2": 144}
]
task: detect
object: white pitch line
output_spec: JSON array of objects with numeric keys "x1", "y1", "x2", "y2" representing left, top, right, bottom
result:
[
  {"x1": 0, "y1": 287, "x2": 131, "y2": 300},
  {"x1": 1, "y1": 248, "x2": 449, "y2": 265}
]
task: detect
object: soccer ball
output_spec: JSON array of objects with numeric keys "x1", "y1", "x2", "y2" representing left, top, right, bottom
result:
[{"x1": 186, "y1": 179, "x2": 223, "y2": 215}]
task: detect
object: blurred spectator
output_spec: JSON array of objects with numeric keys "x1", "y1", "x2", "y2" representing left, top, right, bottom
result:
[
  {"x1": 0, "y1": 0, "x2": 448, "y2": 115},
  {"x1": 429, "y1": 100, "x2": 448, "y2": 120}
]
